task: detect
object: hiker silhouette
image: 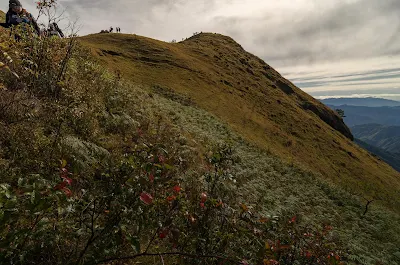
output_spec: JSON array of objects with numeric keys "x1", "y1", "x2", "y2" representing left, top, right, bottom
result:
[
  {"x1": 3, "y1": 0, "x2": 40, "y2": 34},
  {"x1": 46, "y1": 22, "x2": 64, "y2": 38}
]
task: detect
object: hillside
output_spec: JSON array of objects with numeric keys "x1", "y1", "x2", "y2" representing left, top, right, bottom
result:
[
  {"x1": 0, "y1": 10, "x2": 5, "y2": 22},
  {"x1": 352, "y1": 124, "x2": 400, "y2": 153},
  {"x1": 326, "y1": 104, "x2": 400, "y2": 126},
  {"x1": 322, "y1": 97, "x2": 400, "y2": 107},
  {"x1": 355, "y1": 139, "x2": 400, "y2": 172},
  {"x1": 80, "y1": 33, "x2": 400, "y2": 208},
  {"x1": 1, "y1": 19, "x2": 400, "y2": 264}
]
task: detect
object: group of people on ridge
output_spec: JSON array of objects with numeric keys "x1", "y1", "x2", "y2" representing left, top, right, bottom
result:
[
  {"x1": 1, "y1": 0, "x2": 64, "y2": 38},
  {"x1": 108, "y1": 27, "x2": 121, "y2": 33}
]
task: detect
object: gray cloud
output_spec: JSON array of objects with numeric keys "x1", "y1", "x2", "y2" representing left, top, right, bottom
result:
[
  {"x1": 211, "y1": 0, "x2": 400, "y2": 66},
  {"x1": 5, "y1": 0, "x2": 397, "y2": 67}
]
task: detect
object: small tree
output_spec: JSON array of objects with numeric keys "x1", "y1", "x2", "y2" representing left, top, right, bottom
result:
[{"x1": 335, "y1": 109, "x2": 346, "y2": 118}]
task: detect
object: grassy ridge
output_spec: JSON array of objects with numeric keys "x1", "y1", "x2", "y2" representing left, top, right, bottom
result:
[
  {"x1": 0, "y1": 23, "x2": 399, "y2": 264},
  {"x1": 80, "y1": 33, "x2": 400, "y2": 210}
]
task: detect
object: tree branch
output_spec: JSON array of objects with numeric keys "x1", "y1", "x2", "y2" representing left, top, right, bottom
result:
[
  {"x1": 96, "y1": 252, "x2": 239, "y2": 265},
  {"x1": 363, "y1": 199, "x2": 374, "y2": 216},
  {"x1": 144, "y1": 203, "x2": 177, "y2": 254}
]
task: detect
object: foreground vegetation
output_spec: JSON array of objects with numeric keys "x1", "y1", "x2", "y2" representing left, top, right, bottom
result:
[{"x1": 0, "y1": 19, "x2": 399, "y2": 265}]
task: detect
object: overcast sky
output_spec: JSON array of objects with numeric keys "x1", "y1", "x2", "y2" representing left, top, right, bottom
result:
[{"x1": 4, "y1": 0, "x2": 400, "y2": 100}]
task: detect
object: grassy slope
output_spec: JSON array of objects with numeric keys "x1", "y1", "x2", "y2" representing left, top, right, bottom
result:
[
  {"x1": 80, "y1": 33, "x2": 400, "y2": 210},
  {"x1": 151, "y1": 90, "x2": 400, "y2": 265}
]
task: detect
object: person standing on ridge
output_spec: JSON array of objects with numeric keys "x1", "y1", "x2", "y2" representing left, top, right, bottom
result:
[{"x1": 5, "y1": 0, "x2": 40, "y2": 34}]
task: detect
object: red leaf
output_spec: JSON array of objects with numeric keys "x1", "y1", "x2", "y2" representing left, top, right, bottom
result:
[
  {"x1": 62, "y1": 187, "x2": 72, "y2": 197},
  {"x1": 173, "y1": 185, "x2": 181, "y2": 193},
  {"x1": 60, "y1": 168, "x2": 68, "y2": 178},
  {"x1": 167, "y1": 195, "x2": 176, "y2": 202},
  {"x1": 216, "y1": 200, "x2": 223, "y2": 207},
  {"x1": 289, "y1": 215, "x2": 297, "y2": 224},
  {"x1": 200, "y1": 192, "x2": 207, "y2": 202},
  {"x1": 200, "y1": 202, "x2": 205, "y2": 208},
  {"x1": 62, "y1": 177, "x2": 73, "y2": 185},
  {"x1": 149, "y1": 174, "x2": 155, "y2": 183},
  {"x1": 158, "y1": 155, "x2": 166, "y2": 163},
  {"x1": 140, "y1": 192, "x2": 153, "y2": 205},
  {"x1": 54, "y1": 181, "x2": 67, "y2": 190},
  {"x1": 159, "y1": 230, "x2": 168, "y2": 239}
]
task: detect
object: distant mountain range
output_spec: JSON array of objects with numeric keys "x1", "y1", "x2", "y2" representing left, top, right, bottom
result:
[
  {"x1": 322, "y1": 98, "x2": 400, "y2": 172},
  {"x1": 351, "y1": 124, "x2": 400, "y2": 154},
  {"x1": 322, "y1": 97, "x2": 400, "y2": 107},
  {"x1": 355, "y1": 139, "x2": 400, "y2": 172},
  {"x1": 325, "y1": 104, "x2": 400, "y2": 127}
]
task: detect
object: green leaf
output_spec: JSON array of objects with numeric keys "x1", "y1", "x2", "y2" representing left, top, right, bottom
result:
[
  {"x1": 18, "y1": 178, "x2": 24, "y2": 187},
  {"x1": 4, "y1": 200, "x2": 17, "y2": 210},
  {"x1": 0, "y1": 184, "x2": 10, "y2": 191},
  {"x1": 5, "y1": 189, "x2": 12, "y2": 199},
  {"x1": 130, "y1": 236, "x2": 141, "y2": 253},
  {"x1": 164, "y1": 164, "x2": 174, "y2": 170},
  {"x1": 30, "y1": 190, "x2": 40, "y2": 204}
]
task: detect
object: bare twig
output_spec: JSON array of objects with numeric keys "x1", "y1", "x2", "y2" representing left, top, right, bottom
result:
[
  {"x1": 363, "y1": 199, "x2": 374, "y2": 216},
  {"x1": 144, "y1": 203, "x2": 177, "y2": 254},
  {"x1": 96, "y1": 252, "x2": 239, "y2": 265}
]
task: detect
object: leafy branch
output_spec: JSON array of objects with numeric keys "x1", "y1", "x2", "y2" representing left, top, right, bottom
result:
[{"x1": 96, "y1": 251, "x2": 240, "y2": 265}]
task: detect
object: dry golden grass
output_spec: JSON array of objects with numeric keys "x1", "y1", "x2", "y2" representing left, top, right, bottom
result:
[{"x1": 80, "y1": 33, "x2": 400, "y2": 210}]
